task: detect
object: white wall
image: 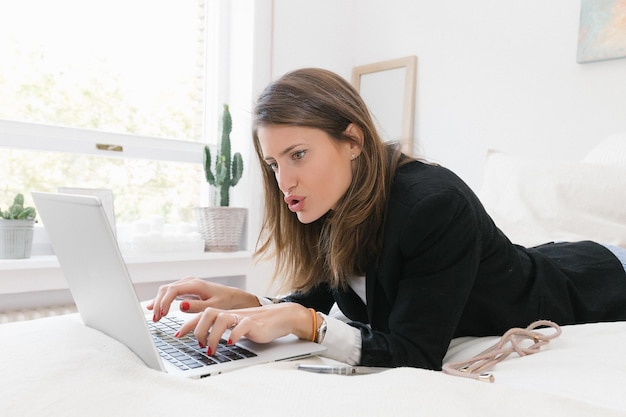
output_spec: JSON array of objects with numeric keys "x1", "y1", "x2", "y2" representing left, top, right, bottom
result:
[
  {"x1": 271, "y1": 0, "x2": 356, "y2": 76},
  {"x1": 270, "y1": 0, "x2": 626, "y2": 190}
]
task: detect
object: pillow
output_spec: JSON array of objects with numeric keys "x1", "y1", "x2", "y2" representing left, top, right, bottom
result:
[
  {"x1": 582, "y1": 132, "x2": 626, "y2": 166},
  {"x1": 479, "y1": 150, "x2": 626, "y2": 248}
]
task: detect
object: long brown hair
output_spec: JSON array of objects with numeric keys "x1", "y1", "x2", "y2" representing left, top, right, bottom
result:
[{"x1": 252, "y1": 68, "x2": 405, "y2": 292}]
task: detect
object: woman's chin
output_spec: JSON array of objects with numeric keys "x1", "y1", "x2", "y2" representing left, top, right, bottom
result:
[{"x1": 296, "y1": 211, "x2": 325, "y2": 224}]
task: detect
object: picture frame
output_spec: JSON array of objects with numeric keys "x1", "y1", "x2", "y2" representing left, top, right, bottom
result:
[
  {"x1": 352, "y1": 55, "x2": 417, "y2": 154},
  {"x1": 577, "y1": 0, "x2": 626, "y2": 63}
]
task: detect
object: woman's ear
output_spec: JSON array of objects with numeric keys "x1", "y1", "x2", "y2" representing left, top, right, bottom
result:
[{"x1": 344, "y1": 123, "x2": 364, "y2": 156}]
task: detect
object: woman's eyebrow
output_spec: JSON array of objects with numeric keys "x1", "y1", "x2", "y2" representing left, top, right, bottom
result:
[{"x1": 263, "y1": 144, "x2": 305, "y2": 161}]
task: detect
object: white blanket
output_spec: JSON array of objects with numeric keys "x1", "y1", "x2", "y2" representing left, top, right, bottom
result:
[
  {"x1": 3, "y1": 141, "x2": 625, "y2": 416},
  {"x1": 2, "y1": 315, "x2": 626, "y2": 417}
]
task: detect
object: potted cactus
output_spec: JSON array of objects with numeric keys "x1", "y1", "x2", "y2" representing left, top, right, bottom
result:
[
  {"x1": 204, "y1": 103, "x2": 244, "y2": 206},
  {"x1": 194, "y1": 104, "x2": 247, "y2": 251},
  {"x1": 0, "y1": 193, "x2": 37, "y2": 259}
]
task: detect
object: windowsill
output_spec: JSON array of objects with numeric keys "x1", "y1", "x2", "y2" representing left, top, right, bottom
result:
[
  {"x1": 0, "y1": 251, "x2": 251, "y2": 270},
  {"x1": 0, "y1": 251, "x2": 254, "y2": 295}
]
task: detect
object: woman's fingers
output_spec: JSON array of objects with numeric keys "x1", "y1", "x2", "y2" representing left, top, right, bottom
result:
[
  {"x1": 172, "y1": 303, "x2": 311, "y2": 358},
  {"x1": 150, "y1": 277, "x2": 209, "y2": 321},
  {"x1": 187, "y1": 307, "x2": 258, "y2": 355},
  {"x1": 148, "y1": 278, "x2": 261, "y2": 323},
  {"x1": 225, "y1": 316, "x2": 283, "y2": 346},
  {"x1": 178, "y1": 297, "x2": 214, "y2": 314},
  {"x1": 173, "y1": 314, "x2": 201, "y2": 339},
  {"x1": 195, "y1": 309, "x2": 240, "y2": 354}
]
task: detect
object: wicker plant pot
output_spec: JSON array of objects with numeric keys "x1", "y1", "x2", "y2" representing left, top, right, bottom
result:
[
  {"x1": 0, "y1": 219, "x2": 35, "y2": 259},
  {"x1": 193, "y1": 207, "x2": 247, "y2": 252}
]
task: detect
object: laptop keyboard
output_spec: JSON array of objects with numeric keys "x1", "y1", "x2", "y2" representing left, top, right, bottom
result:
[{"x1": 148, "y1": 316, "x2": 257, "y2": 370}]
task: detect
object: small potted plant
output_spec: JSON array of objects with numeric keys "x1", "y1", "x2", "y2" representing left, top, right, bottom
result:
[
  {"x1": 0, "y1": 193, "x2": 37, "y2": 259},
  {"x1": 194, "y1": 104, "x2": 247, "y2": 251}
]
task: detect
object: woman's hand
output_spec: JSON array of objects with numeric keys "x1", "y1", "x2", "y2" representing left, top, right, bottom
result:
[
  {"x1": 176, "y1": 302, "x2": 314, "y2": 356},
  {"x1": 146, "y1": 276, "x2": 261, "y2": 322}
]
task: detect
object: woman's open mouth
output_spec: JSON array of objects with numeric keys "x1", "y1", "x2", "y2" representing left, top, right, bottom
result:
[{"x1": 284, "y1": 195, "x2": 305, "y2": 212}]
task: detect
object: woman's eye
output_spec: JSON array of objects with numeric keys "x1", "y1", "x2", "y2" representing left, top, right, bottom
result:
[
  {"x1": 292, "y1": 150, "x2": 306, "y2": 160},
  {"x1": 268, "y1": 162, "x2": 278, "y2": 172}
]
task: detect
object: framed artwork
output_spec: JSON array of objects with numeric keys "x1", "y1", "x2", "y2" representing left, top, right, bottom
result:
[
  {"x1": 577, "y1": 0, "x2": 626, "y2": 63},
  {"x1": 352, "y1": 56, "x2": 417, "y2": 154}
]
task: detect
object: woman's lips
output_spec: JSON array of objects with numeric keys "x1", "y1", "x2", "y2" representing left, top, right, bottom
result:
[{"x1": 284, "y1": 195, "x2": 305, "y2": 212}]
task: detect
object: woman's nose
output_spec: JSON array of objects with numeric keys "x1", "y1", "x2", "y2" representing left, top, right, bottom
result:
[{"x1": 276, "y1": 166, "x2": 296, "y2": 195}]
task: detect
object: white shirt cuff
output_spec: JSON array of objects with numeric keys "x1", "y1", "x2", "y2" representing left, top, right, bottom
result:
[
  {"x1": 256, "y1": 296, "x2": 274, "y2": 306},
  {"x1": 319, "y1": 313, "x2": 362, "y2": 365}
]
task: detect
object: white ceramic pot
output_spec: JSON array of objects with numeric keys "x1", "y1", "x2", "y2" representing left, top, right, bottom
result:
[{"x1": 0, "y1": 218, "x2": 35, "y2": 259}]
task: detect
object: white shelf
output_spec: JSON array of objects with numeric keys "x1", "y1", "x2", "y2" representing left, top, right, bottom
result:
[{"x1": 0, "y1": 251, "x2": 253, "y2": 295}]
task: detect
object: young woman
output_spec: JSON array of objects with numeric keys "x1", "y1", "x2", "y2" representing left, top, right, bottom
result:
[{"x1": 149, "y1": 68, "x2": 626, "y2": 370}]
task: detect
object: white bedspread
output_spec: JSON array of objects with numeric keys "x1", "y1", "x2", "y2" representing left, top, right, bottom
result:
[
  {"x1": 2, "y1": 314, "x2": 625, "y2": 417},
  {"x1": 4, "y1": 141, "x2": 625, "y2": 416}
]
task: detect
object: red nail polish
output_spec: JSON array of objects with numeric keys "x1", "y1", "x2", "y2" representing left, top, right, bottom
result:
[
  {"x1": 174, "y1": 331, "x2": 180, "y2": 338},
  {"x1": 160, "y1": 308, "x2": 164, "y2": 316},
  {"x1": 198, "y1": 341, "x2": 205, "y2": 348},
  {"x1": 207, "y1": 347, "x2": 212, "y2": 356},
  {"x1": 181, "y1": 301, "x2": 190, "y2": 311},
  {"x1": 152, "y1": 314, "x2": 157, "y2": 322},
  {"x1": 227, "y1": 339, "x2": 233, "y2": 346}
]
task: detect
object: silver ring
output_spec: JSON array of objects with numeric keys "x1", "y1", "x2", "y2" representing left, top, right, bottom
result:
[{"x1": 229, "y1": 314, "x2": 240, "y2": 330}]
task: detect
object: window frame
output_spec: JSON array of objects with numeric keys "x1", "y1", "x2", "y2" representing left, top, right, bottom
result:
[
  {"x1": 0, "y1": 0, "x2": 272, "y2": 308},
  {"x1": 0, "y1": 0, "x2": 230, "y2": 168},
  {"x1": 0, "y1": 119, "x2": 204, "y2": 164}
]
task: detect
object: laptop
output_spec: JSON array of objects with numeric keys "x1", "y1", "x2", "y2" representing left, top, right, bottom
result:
[{"x1": 32, "y1": 192, "x2": 326, "y2": 378}]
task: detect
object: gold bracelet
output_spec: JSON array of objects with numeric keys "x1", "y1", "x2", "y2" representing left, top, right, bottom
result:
[{"x1": 309, "y1": 308, "x2": 317, "y2": 342}]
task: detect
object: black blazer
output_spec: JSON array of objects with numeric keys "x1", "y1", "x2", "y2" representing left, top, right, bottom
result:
[{"x1": 285, "y1": 161, "x2": 626, "y2": 370}]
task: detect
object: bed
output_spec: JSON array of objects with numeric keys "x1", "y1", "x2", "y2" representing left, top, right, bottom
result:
[{"x1": 2, "y1": 135, "x2": 625, "y2": 417}]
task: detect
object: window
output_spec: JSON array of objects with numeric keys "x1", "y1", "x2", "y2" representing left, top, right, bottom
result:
[{"x1": 0, "y1": 0, "x2": 226, "y2": 224}]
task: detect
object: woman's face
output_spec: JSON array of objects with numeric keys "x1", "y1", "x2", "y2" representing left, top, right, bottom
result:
[{"x1": 258, "y1": 124, "x2": 359, "y2": 224}]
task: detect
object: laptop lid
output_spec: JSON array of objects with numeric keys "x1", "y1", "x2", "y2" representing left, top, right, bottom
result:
[{"x1": 32, "y1": 192, "x2": 325, "y2": 378}]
